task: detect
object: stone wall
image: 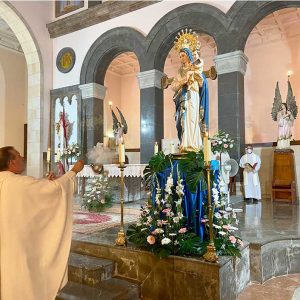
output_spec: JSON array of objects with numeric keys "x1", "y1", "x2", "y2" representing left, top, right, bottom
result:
[
  {"x1": 250, "y1": 239, "x2": 300, "y2": 283},
  {"x1": 71, "y1": 240, "x2": 250, "y2": 300}
]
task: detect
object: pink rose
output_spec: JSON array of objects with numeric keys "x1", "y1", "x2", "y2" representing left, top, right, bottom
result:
[
  {"x1": 162, "y1": 208, "x2": 171, "y2": 213},
  {"x1": 229, "y1": 235, "x2": 236, "y2": 244},
  {"x1": 201, "y1": 218, "x2": 209, "y2": 223},
  {"x1": 224, "y1": 144, "x2": 228, "y2": 149},
  {"x1": 151, "y1": 230, "x2": 157, "y2": 235},
  {"x1": 178, "y1": 227, "x2": 187, "y2": 234},
  {"x1": 147, "y1": 235, "x2": 156, "y2": 245}
]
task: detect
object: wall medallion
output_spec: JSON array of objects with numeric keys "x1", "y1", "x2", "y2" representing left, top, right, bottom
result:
[{"x1": 56, "y1": 47, "x2": 76, "y2": 73}]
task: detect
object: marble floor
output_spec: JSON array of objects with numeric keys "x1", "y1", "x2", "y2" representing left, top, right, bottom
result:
[
  {"x1": 234, "y1": 199, "x2": 300, "y2": 244},
  {"x1": 238, "y1": 273, "x2": 300, "y2": 300},
  {"x1": 73, "y1": 196, "x2": 300, "y2": 246}
]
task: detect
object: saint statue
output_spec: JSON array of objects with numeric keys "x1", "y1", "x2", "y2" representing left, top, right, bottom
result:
[
  {"x1": 271, "y1": 79, "x2": 298, "y2": 149},
  {"x1": 164, "y1": 29, "x2": 210, "y2": 152}
]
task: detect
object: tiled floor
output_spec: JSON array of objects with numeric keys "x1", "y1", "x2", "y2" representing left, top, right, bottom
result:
[{"x1": 238, "y1": 273, "x2": 300, "y2": 300}]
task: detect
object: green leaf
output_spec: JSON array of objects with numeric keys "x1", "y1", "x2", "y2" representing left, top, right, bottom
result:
[
  {"x1": 153, "y1": 246, "x2": 172, "y2": 259},
  {"x1": 143, "y1": 152, "x2": 171, "y2": 191},
  {"x1": 178, "y1": 233, "x2": 201, "y2": 255},
  {"x1": 127, "y1": 225, "x2": 148, "y2": 247},
  {"x1": 148, "y1": 151, "x2": 171, "y2": 173},
  {"x1": 178, "y1": 151, "x2": 206, "y2": 193}
]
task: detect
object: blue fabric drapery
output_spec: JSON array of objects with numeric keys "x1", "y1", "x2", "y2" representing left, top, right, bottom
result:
[
  {"x1": 151, "y1": 161, "x2": 206, "y2": 240},
  {"x1": 151, "y1": 159, "x2": 221, "y2": 241}
]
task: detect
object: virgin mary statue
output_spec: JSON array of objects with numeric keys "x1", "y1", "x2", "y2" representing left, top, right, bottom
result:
[{"x1": 171, "y1": 29, "x2": 209, "y2": 152}]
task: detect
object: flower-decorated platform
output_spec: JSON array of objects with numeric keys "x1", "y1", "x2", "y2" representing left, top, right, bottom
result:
[
  {"x1": 70, "y1": 200, "x2": 300, "y2": 300},
  {"x1": 71, "y1": 225, "x2": 250, "y2": 300}
]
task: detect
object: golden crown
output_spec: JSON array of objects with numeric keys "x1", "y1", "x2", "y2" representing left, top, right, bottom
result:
[{"x1": 173, "y1": 28, "x2": 200, "y2": 53}]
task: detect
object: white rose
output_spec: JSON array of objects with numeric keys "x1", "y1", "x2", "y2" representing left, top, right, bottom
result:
[
  {"x1": 161, "y1": 237, "x2": 171, "y2": 245},
  {"x1": 218, "y1": 231, "x2": 226, "y2": 236}
]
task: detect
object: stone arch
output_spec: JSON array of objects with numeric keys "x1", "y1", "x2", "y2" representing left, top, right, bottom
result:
[
  {"x1": 144, "y1": 3, "x2": 228, "y2": 71},
  {"x1": 0, "y1": 62, "x2": 5, "y2": 146},
  {"x1": 0, "y1": 2, "x2": 43, "y2": 177},
  {"x1": 80, "y1": 27, "x2": 147, "y2": 85},
  {"x1": 225, "y1": 0, "x2": 300, "y2": 53}
]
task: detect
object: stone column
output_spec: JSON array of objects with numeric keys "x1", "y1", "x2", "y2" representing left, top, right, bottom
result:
[
  {"x1": 137, "y1": 69, "x2": 165, "y2": 163},
  {"x1": 79, "y1": 83, "x2": 106, "y2": 156},
  {"x1": 214, "y1": 51, "x2": 248, "y2": 167}
]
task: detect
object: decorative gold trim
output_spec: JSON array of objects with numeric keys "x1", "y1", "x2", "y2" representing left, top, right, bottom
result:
[{"x1": 203, "y1": 244, "x2": 218, "y2": 262}]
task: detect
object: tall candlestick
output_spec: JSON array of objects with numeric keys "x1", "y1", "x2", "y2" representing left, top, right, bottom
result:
[
  {"x1": 154, "y1": 141, "x2": 158, "y2": 155},
  {"x1": 47, "y1": 148, "x2": 51, "y2": 162},
  {"x1": 204, "y1": 136, "x2": 208, "y2": 163},
  {"x1": 118, "y1": 143, "x2": 125, "y2": 163},
  {"x1": 208, "y1": 139, "x2": 211, "y2": 161}
]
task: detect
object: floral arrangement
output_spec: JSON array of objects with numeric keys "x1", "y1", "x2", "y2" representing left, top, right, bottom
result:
[
  {"x1": 82, "y1": 174, "x2": 113, "y2": 212},
  {"x1": 201, "y1": 186, "x2": 243, "y2": 257},
  {"x1": 210, "y1": 131, "x2": 235, "y2": 154},
  {"x1": 127, "y1": 168, "x2": 201, "y2": 258},
  {"x1": 128, "y1": 151, "x2": 243, "y2": 259},
  {"x1": 62, "y1": 143, "x2": 81, "y2": 162}
]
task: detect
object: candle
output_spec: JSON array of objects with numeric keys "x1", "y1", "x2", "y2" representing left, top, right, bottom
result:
[
  {"x1": 46, "y1": 148, "x2": 51, "y2": 162},
  {"x1": 203, "y1": 136, "x2": 211, "y2": 163},
  {"x1": 108, "y1": 101, "x2": 113, "y2": 106},
  {"x1": 170, "y1": 143, "x2": 175, "y2": 154},
  {"x1": 57, "y1": 149, "x2": 61, "y2": 162},
  {"x1": 118, "y1": 143, "x2": 125, "y2": 163},
  {"x1": 154, "y1": 141, "x2": 158, "y2": 155}
]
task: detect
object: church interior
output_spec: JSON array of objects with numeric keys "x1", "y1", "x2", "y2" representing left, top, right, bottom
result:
[{"x1": 1, "y1": 1, "x2": 300, "y2": 299}]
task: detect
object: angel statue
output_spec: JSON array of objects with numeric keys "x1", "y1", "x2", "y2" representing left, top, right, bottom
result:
[
  {"x1": 271, "y1": 79, "x2": 298, "y2": 149},
  {"x1": 111, "y1": 107, "x2": 128, "y2": 145}
]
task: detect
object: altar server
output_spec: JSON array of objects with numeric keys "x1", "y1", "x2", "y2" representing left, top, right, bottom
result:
[
  {"x1": 239, "y1": 145, "x2": 261, "y2": 203},
  {"x1": 0, "y1": 146, "x2": 83, "y2": 300}
]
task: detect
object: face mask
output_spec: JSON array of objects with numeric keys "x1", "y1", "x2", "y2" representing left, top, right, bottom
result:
[{"x1": 247, "y1": 149, "x2": 252, "y2": 154}]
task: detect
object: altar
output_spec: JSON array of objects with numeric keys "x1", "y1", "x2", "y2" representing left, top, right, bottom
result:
[{"x1": 75, "y1": 164, "x2": 147, "y2": 202}]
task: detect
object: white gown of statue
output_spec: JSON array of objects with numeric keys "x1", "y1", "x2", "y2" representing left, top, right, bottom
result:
[
  {"x1": 239, "y1": 153, "x2": 261, "y2": 200},
  {"x1": 171, "y1": 66, "x2": 203, "y2": 152}
]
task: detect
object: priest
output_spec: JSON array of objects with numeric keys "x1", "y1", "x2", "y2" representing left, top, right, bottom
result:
[
  {"x1": 239, "y1": 145, "x2": 261, "y2": 203},
  {"x1": 0, "y1": 146, "x2": 84, "y2": 300}
]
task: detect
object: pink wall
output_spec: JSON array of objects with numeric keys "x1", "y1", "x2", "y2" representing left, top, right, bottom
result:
[
  {"x1": 104, "y1": 72, "x2": 122, "y2": 138},
  {"x1": 245, "y1": 37, "x2": 300, "y2": 143},
  {"x1": 0, "y1": 47, "x2": 27, "y2": 154},
  {"x1": 104, "y1": 71, "x2": 140, "y2": 149},
  {"x1": 120, "y1": 74, "x2": 140, "y2": 149}
]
